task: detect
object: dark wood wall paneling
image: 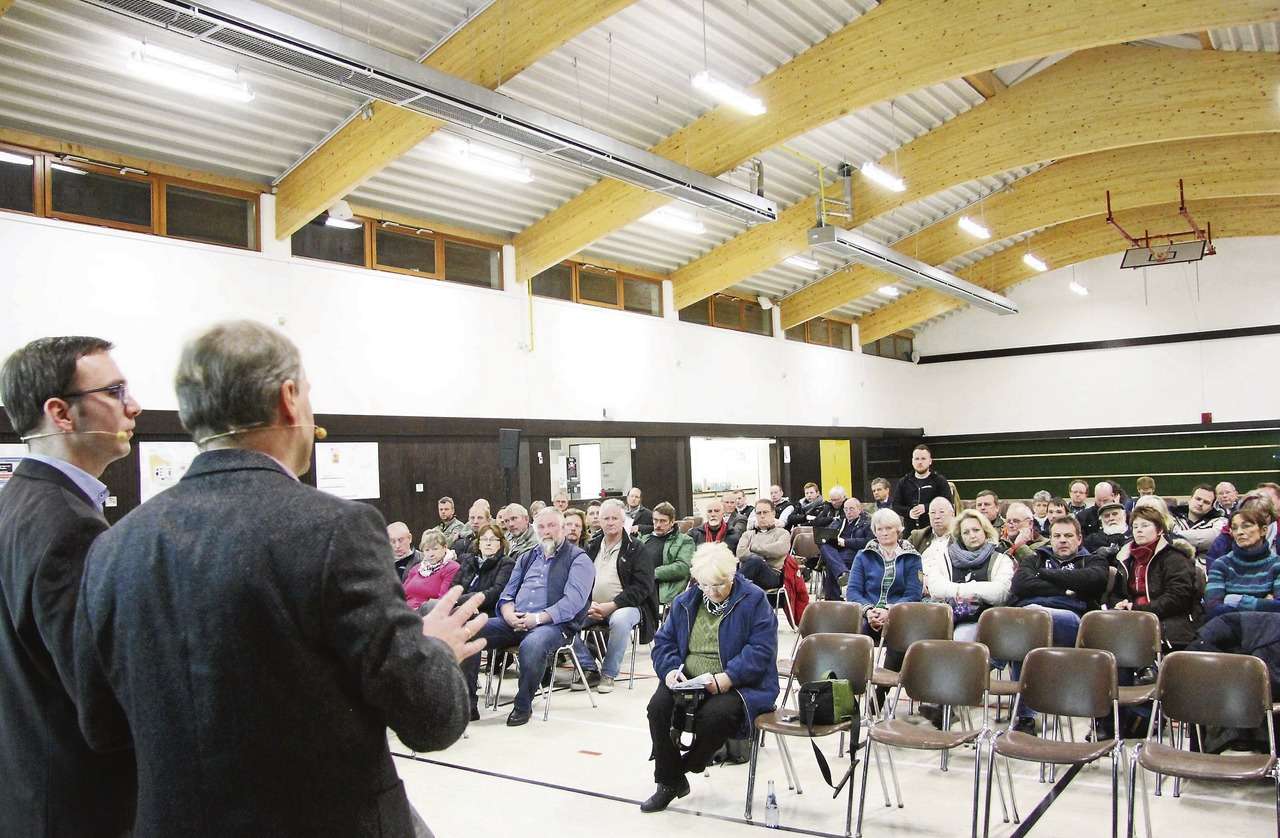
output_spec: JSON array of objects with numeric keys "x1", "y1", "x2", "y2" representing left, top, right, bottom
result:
[{"x1": 631, "y1": 437, "x2": 693, "y2": 516}]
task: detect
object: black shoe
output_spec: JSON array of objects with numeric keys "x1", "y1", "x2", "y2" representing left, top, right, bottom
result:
[
  {"x1": 506, "y1": 707, "x2": 532, "y2": 727},
  {"x1": 1087, "y1": 721, "x2": 1115, "y2": 742},
  {"x1": 640, "y1": 777, "x2": 690, "y2": 813},
  {"x1": 1011, "y1": 716, "x2": 1036, "y2": 736},
  {"x1": 469, "y1": 705, "x2": 480, "y2": 722}
]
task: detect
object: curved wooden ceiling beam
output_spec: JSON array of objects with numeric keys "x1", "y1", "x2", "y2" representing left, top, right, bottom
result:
[
  {"x1": 856, "y1": 196, "x2": 1280, "y2": 343},
  {"x1": 272, "y1": 0, "x2": 634, "y2": 240},
  {"x1": 673, "y1": 44, "x2": 1280, "y2": 309},
  {"x1": 514, "y1": 1, "x2": 1280, "y2": 284},
  {"x1": 780, "y1": 132, "x2": 1280, "y2": 328}
]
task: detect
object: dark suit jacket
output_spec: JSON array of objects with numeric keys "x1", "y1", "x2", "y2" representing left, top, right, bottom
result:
[
  {"x1": 73, "y1": 449, "x2": 470, "y2": 838},
  {"x1": 0, "y1": 458, "x2": 135, "y2": 838}
]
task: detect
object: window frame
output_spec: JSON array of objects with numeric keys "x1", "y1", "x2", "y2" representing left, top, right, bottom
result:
[
  {"x1": 44, "y1": 156, "x2": 156, "y2": 235},
  {"x1": 679, "y1": 292, "x2": 774, "y2": 337},
  {"x1": 0, "y1": 141, "x2": 42, "y2": 217},
  {"x1": 861, "y1": 330, "x2": 915, "y2": 361},
  {"x1": 370, "y1": 220, "x2": 444, "y2": 280},
  {"x1": 532, "y1": 260, "x2": 664, "y2": 317},
  {"x1": 788, "y1": 315, "x2": 855, "y2": 351},
  {"x1": 158, "y1": 178, "x2": 260, "y2": 251}
]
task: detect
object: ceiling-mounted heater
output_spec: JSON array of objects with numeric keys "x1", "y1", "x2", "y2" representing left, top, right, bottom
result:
[{"x1": 79, "y1": 0, "x2": 778, "y2": 227}]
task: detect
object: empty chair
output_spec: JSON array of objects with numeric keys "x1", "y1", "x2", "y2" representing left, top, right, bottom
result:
[
  {"x1": 1127, "y1": 651, "x2": 1278, "y2": 837},
  {"x1": 1077, "y1": 610, "x2": 1162, "y2": 707},
  {"x1": 746, "y1": 633, "x2": 875, "y2": 837},
  {"x1": 983, "y1": 647, "x2": 1124, "y2": 837},
  {"x1": 871, "y1": 602, "x2": 953, "y2": 711},
  {"x1": 781, "y1": 601, "x2": 865, "y2": 702},
  {"x1": 977, "y1": 607, "x2": 1053, "y2": 716},
  {"x1": 856, "y1": 639, "x2": 991, "y2": 838}
]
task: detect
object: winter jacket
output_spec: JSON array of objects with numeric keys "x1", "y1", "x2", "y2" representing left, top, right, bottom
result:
[
  {"x1": 625, "y1": 504, "x2": 654, "y2": 536},
  {"x1": 586, "y1": 531, "x2": 660, "y2": 643},
  {"x1": 829, "y1": 513, "x2": 873, "y2": 553},
  {"x1": 1107, "y1": 538, "x2": 1199, "y2": 647},
  {"x1": 796, "y1": 499, "x2": 837, "y2": 529},
  {"x1": 454, "y1": 550, "x2": 516, "y2": 616},
  {"x1": 429, "y1": 517, "x2": 469, "y2": 546},
  {"x1": 1190, "y1": 612, "x2": 1280, "y2": 695},
  {"x1": 846, "y1": 540, "x2": 924, "y2": 608},
  {"x1": 1010, "y1": 545, "x2": 1108, "y2": 614},
  {"x1": 651, "y1": 574, "x2": 780, "y2": 739},
  {"x1": 646, "y1": 528, "x2": 695, "y2": 605},
  {"x1": 890, "y1": 472, "x2": 952, "y2": 533},
  {"x1": 1172, "y1": 509, "x2": 1227, "y2": 557},
  {"x1": 402, "y1": 559, "x2": 460, "y2": 610},
  {"x1": 909, "y1": 526, "x2": 947, "y2": 555},
  {"x1": 735, "y1": 525, "x2": 791, "y2": 570},
  {"x1": 921, "y1": 543, "x2": 1014, "y2": 606},
  {"x1": 691, "y1": 518, "x2": 746, "y2": 554}
]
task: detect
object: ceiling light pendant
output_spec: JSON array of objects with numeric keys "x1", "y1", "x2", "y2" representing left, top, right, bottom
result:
[
  {"x1": 878, "y1": 285, "x2": 900, "y2": 298},
  {"x1": 784, "y1": 254, "x2": 820, "y2": 271},
  {"x1": 127, "y1": 41, "x2": 254, "y2": 103},
  {"x1": 958, "y1": 216, "x2": 991, "y2": 240},
  {"x1": 0, "y1": 151, "x2": 34, "y2": 166},
  {"x1": 691, "y1": 70, "x2": 765, "y2": 116},
  {"x1": 442, "y1": 136, "x2": 533, "y2": 183},
  {"x1": 1023, "y1": 253, "x2": 1049, "y2": 272},
  {"x1": 643, "y1": 206, "x2": 706, "y2": 235},
  {"x1": 1068, "y1": 281, "x2": 1089, "y2": 296},
  {"x1": 324, "y1": 215, "x2": 362, "y2": 229},
  {"x1": 860, "y1": 161, "x2": 906, "y2": 193}
]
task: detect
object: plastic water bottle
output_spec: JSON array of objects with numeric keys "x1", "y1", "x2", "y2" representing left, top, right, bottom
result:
[{"x1": 765, "y1": 780, "x2": 780, "y2": 828}]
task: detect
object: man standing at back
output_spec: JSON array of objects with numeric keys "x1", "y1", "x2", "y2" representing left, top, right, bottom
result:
[
  {"x1": 72, "y1": 321, "x2": 485, "y2": 838},
  {"x1": 891, "y1": 444, "x2": 952, "y2": 534},
  {"x1": 0, "y1": 336, "x2": 141, "y2": 838}
]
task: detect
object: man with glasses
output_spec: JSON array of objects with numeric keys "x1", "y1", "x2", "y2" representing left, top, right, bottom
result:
[{"x1": 0, "y1": 335, "x2": 141, "y2": 838}]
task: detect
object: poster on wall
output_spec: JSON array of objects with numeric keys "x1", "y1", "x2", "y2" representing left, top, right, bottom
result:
[
  {"x1": 315, "y1": 442, "x2": 380, "y2": 500},
  {"x1": 139, "y1": 442, "x2": 201, "y2": 503},
  {"x1": 0, "y1": 443, "x2": 28, "y2": 494}
]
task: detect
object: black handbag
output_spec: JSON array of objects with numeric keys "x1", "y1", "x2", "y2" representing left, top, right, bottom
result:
[{"x1": 796, "y1": 674, "x2": 861, "y2": 794}]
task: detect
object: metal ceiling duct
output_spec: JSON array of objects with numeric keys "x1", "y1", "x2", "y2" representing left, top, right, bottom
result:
[
  {"x1": 807, "y1": 225, "x2": 1019, "y2": 315},
  {"x1": 79, "y1": 0, "x2": 778, "y2": 227}
]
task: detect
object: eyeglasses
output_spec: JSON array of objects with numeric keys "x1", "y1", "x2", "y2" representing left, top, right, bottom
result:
[
  {"x1": 478, "y1": 535, "x2": 501, "y2": 543},
  {"x1": 60, "y1": 382, "x2": 129, "y2": 404}
]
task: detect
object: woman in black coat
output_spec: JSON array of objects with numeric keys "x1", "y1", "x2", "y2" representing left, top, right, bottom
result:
[{"x1": 454, "y1": 523, "x2": 516, "y2": 617}]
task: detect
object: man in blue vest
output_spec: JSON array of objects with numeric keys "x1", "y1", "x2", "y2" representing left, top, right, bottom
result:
[{"x1": 461, "y1": 507, "x2": 595, "y2": 726}]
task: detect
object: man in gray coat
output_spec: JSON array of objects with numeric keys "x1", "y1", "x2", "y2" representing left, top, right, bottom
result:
[{"x1": 73, "y1": 321, "x2": 485, "y2": 837}]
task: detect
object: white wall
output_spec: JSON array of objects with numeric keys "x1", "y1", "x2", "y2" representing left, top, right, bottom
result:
[
  {"x1": 912, "y1": 236, "x2": 1280, "y2": 435},
  {"x1": 0, "y1": 206, "x2": 920, "y2": 430}
]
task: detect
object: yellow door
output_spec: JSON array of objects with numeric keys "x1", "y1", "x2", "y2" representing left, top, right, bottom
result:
[{"x1": 819, "y1": 439, "x2": 853, "y2": 497}]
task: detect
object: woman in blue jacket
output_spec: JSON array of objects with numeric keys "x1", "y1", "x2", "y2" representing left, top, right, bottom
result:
[
  {"x1": 846, "y1": 507, "x2": 924, "y2": 670},
  {"x1": 641, "y1": 543, "x2": 779, "y2": 813}
]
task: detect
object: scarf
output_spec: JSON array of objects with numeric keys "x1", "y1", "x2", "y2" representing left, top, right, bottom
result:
[
  {"x1": 1128, "y1": 541, "x2": 1157, "y2": 606},
  {"x1": 701, "y1": 521, "x2": 728, "y2": 543},
  {"x1": 947, "y1": 541, "x2": 995, "y2": 571}
]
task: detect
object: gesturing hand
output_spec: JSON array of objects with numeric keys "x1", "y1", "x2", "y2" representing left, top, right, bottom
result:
[{"x1": 421, "y1": 586, "x2": 487, "y2": 662}]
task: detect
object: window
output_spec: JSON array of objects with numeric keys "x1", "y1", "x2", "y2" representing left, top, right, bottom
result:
[
  {"x1": 49, "y1": 164, "x2": 152, "y2": 230},
  {"x1": 530, "y1": 261, "x2": 664, "y2": 317},
  {"x1": 374, "y1": 224, "x2": 438, "y2": 276},
  {"x1": 164, "y1": 184, "x2": 256, "y2": 249},
  {"x1": 0, "y1": 149, "x2": 36, "y2": 214},
  {"x1": 787, "y1": 316, "x2": 855, "y2": 350},
  {"x1": 678, "y1": 294, "x2": 773, "y2": 337},
  {"x1": 291, "y1": 215, "x2": 366, "y2": 266},
  {"x1": 678, "y1": 297, "x2": 710, "y2": 325},
  {"x1": 862, "y1": 331, "x2": 914, "y2": 361},
  {"x1": 444, "y1": 239, "x2": 502, "y2": 289}
]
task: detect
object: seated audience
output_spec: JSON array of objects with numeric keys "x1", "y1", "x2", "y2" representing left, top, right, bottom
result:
[
  {"x1": 846, "y1": 508, "x2": 924, "y2": 656},
  {"x1": 1207, "y1": 492, "x2": 1278, "y2": 568},
  {"x1": 553, "y1": 492, "x2": 571, "y2": 512},
  {"x1": 1031, "y1": 491, "x2": 1052, "y2": 535},
  {"x1": 1083, "y1": 501, "x2": 1130, "y2": 555},
  {"x1": 529, "y1": 500, "x2": 547, "y2": 517},
  {"x1": 870, "y1": 477, "x2": 893, "y2": 510},
  {"x1": 974, "y1": 489, "x2": 1004, "y2": 531},
  {"x1": 691, "y1": 498, "x2": 746, "y2": 554},
  {"x1": 455, "y1": 524, "x2": 516, "y2": 618},
  {"x1": 461, "y1": 508, "x2": 595, "y2": 725},
  {"x1": 402, "y1": 530, "x2": 460, "y2": 612},
  {"x1": 453, "y1": 500, "x2": 492, "y2": 555},
  {"x1": 625, "y1": 486, "x2": 654, "y2": 536},
  {"x1": 750, "y1": 484, "x2": 796, "y2": 530},
  {"x1": 1205, "y1": 507, "x2": 1280, "y2": 618},
  {"x1": 736, "y1": 499, "x2": 791, "y2": 591},
  {"x1": 732, "y1": 490, "x2": 755, "y2": 523},
  {"x1": 890, "y1": 444, "x2": 952, "y2": 534},
  {"x1": 648, "y1": 502, "x2": 695, "y2": 607},
  {"x1": 503, "y1": 503, "x2": 538, "y2": 557},
  {"x1": 818, "y1": 497, "x2": 874, "y2": 601},
  {"x1": 585, "y1": 501, "x2": 602, "y2": 543},
  {"x1": 563, "y1": 508, "x2": 588, "y2": 546},
  {"x1": 1076, "y1": 481, "x2": 1117, "y2": 538},
  {"x1": 429, "y1": 496, "x2": 469, "y2": 546},
  {"x1": 575, "y1": 499, "x2": 658, "y2": 693},
  {"x1": 1046, "y1": 497, "x2": 1069, "y2": 522},
  {"x1": 641, "y1": 543, "x2": 778, "y2": 813},
  {"x1": 1066, "y1": 479, "x2": 1090, "y2": 518},
  {"x1": 1172, "y1": 483, "x2": 1226, "y2": 559},
  {"x1": 922, "y1": 509, "x2": 1013, "y2": 642},
  {"x1": 387, "y1": 521, "x2": 420, "y2": 580},
  {"x1": 1010, "y1": 516, "x2": 1108, "y2": 648},
  {"x1": 1216, "y1": 481, "x2": 1241, "y2": 517},
  {"x1": 797, "y1": 482, "x2": 841, "y2": 528},
  {"x1": 909, "y1": 496, "x2": 955, "y2": 555},
  {"x1": 999, "y1": 502, "x2": 1047, "y2": 564},
  {"x1": 1108, "y1": 506, "x2": 1198, "y2": 649},
  {"x1": 1135, "y1": 475, "x2": 1157, "y2": 497}
]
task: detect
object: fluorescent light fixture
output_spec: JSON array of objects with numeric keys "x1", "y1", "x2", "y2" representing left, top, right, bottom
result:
[
  {"x1": 1068, "y1": 281, "x2": 1089, "y2": 296},
  {"x1": 878, "y1": 285, "x2": 900, "y2": 298},
  {"x1": 324, "y1": 215, "x2": 362, "y2": 229},
  {"x1": 784, "y1": 255, "x2": 821, "y2": 271},
  {"x1": 860, "y1": 161, "x2": 906, "y2": 193},
  {"x1": 1023, "y1": 253, "x2": 1049, "y2": 272},
  {"x1": 958, "y1": 216, "x2": 991, "y2": 240},
  {"x1": 51, "y1": 163, "x2": 87, "y2": 175},
  {"x1": 643, "y1": 206, "x2": 706, "y2": 235},
  {"x1": 440, "y1": 135, "x2": 533, "y2": 184},
  {"x1": 691, "y1": 70, "x2": 766, "y2": 116},
  {"x1": 127, "y1": 41, "x2": 254, "y2": 103},
  {"x1": 0, "y1": 151, "x2": 34, "y2": 166}
]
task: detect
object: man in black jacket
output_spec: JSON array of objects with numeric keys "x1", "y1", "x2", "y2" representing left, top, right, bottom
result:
[
  {"x1": 1075, "y1": 481, "x2": 1117, "y2": 538},
  {"x1": 624, "y1": 486, "x2": 654, "y2": 536},
  {"x1": 573, "y1": 498, "x2": 658, "y2": 693},
  {"x1": 890, "y1": 444, "x2": 952, "y2": 533},
  {"x1": 691, "y1": 498, "x2": 745, "y2": 554},
  {"x1": 73, "y1": 321, "x2": 485, "y2": 838},
  {"x1": 387, "y1": 521, "x2": 420, "y2": 580},
  {"x1": 0, "y1": 335, "x2": 141, "y2": 838}
]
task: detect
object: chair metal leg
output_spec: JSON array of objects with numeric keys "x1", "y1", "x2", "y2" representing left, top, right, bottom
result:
[
  {"x1": 780, "y1": 735, "x2": 803, "y2": 795},
  {"x1": 983, "y1": 737, "x2": 998, "y2": 838},
  {"x1": 971, "y1": 739, "x2": 983, "y2": 838},
  {"x1": 568, "y1": 646, "x2": 597, "y2": 710},
  {"x1": 1173, "y1": 723, "x2": 1184, "y2": 798},
  {"x1": 855, "y1": 735, "x2": 874, "y2": 837},
  {"x1": 745, "y1": 729, "x2": 761, "y2": 820},
  {"x1": 1126, "y1": 745, "x2": 1140, "y2": 838},
  {"x1": 776, "y1": 733, "x2": 796, "y2": 791},
  {"x1": 1272, "y1": 766, "x2": 1279, "y2": 838},
  {"x1": 872, "y1": 742, "x2": 891, "y2": 808},
  {"x1": 1112, "y1": 742, "x2": 1121, "y2": 838},
  {"x1": 846, "y1": 727, "x2": 857, "y2": 838},
  {"x1": 628, "y1": 626, "x2": 638, "y2": 689},
  {"x1": 993, "y1": 749, "x2": 1010, "y2": 824},
  {"x1": 1139, "y1": 754, "x2": 1152, "y2": 838},
  {"x1": 885, "y1": 745, "x2": 904, "y2": 808},
  {"x1": 1004, "y1": 755, "x2": 1021, "y2": 824},
  {"x1": 942, "y1": 705, "x2": 952, "y2": 771}
]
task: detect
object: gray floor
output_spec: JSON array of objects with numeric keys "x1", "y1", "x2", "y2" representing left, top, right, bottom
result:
[{"x1": 395, "y1": 623, "x2": 1276, "y2": 837}]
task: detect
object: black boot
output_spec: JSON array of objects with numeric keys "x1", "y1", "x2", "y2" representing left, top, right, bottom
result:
[{"x1": 640, "y1": 776, "x2": 690, "y2": 813}]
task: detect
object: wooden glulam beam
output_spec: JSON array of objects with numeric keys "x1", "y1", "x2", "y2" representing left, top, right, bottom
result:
[
  {"x1": 1199, "y1": 31, "x2": 1216, "y2": 49},
  {"x1": 515, "y1": 1, "x2": 1280, "y2": 284},
  {"x1": 963, "y1": 70, "x2": 1007, "y2": 100},
  {"x1": 855, "y1": 195, "x2": 1280, "y2": 343},
  {"x1": 0, "y1": 1, "x2": 16, "y2": 16},
  {"x1": 673, "y1": 44, "x2": 1280, "y2": 309},
  {"x1": 779, "y1": 132, "x2": 1280, "y2": 328},
  {"x1": 273, "y1": 0, "x2": 633, "y2": 240}
]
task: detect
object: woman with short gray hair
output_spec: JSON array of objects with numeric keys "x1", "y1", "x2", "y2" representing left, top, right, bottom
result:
[{"x1": 402, "y1": 530, "x2": 460, "y2": 613}]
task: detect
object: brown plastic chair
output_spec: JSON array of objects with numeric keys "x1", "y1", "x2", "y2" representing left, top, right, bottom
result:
[
  {"x1": 792, "y1": 526, "x2": 821, "y2": 561},
  {"x1": 746, "y1": 633, "x2": 874, "y2": 837},
  {"x1": 1126, "y1": 651, "x2": 1278, "y2": 838},
  {"x1": 1077, "y1": 610, "x2": 1161, "y2": 706},
  {"x1": 982, "y1": 647, "x2": 1124, "y2": 838},
  {"x1": 977, "y1": 607, "x2": 1053, "y2": 707},
  {"x1": 871, "y1": 602, "x2": 953, "y2": 697},
  {"x1": 856, "y1": 640, "x2": 991, "y2": 838},
  {"x1": 781, "y1": 601, "x2": 865, "y2": 701}
]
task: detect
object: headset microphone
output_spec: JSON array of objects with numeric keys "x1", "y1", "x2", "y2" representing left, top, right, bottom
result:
[
  {"x1": 20, "y1": 430, "x2": 131, "y2": 442},
  {"x1": 195, "y1": 424, "x2": 328, "y2": 446}
]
